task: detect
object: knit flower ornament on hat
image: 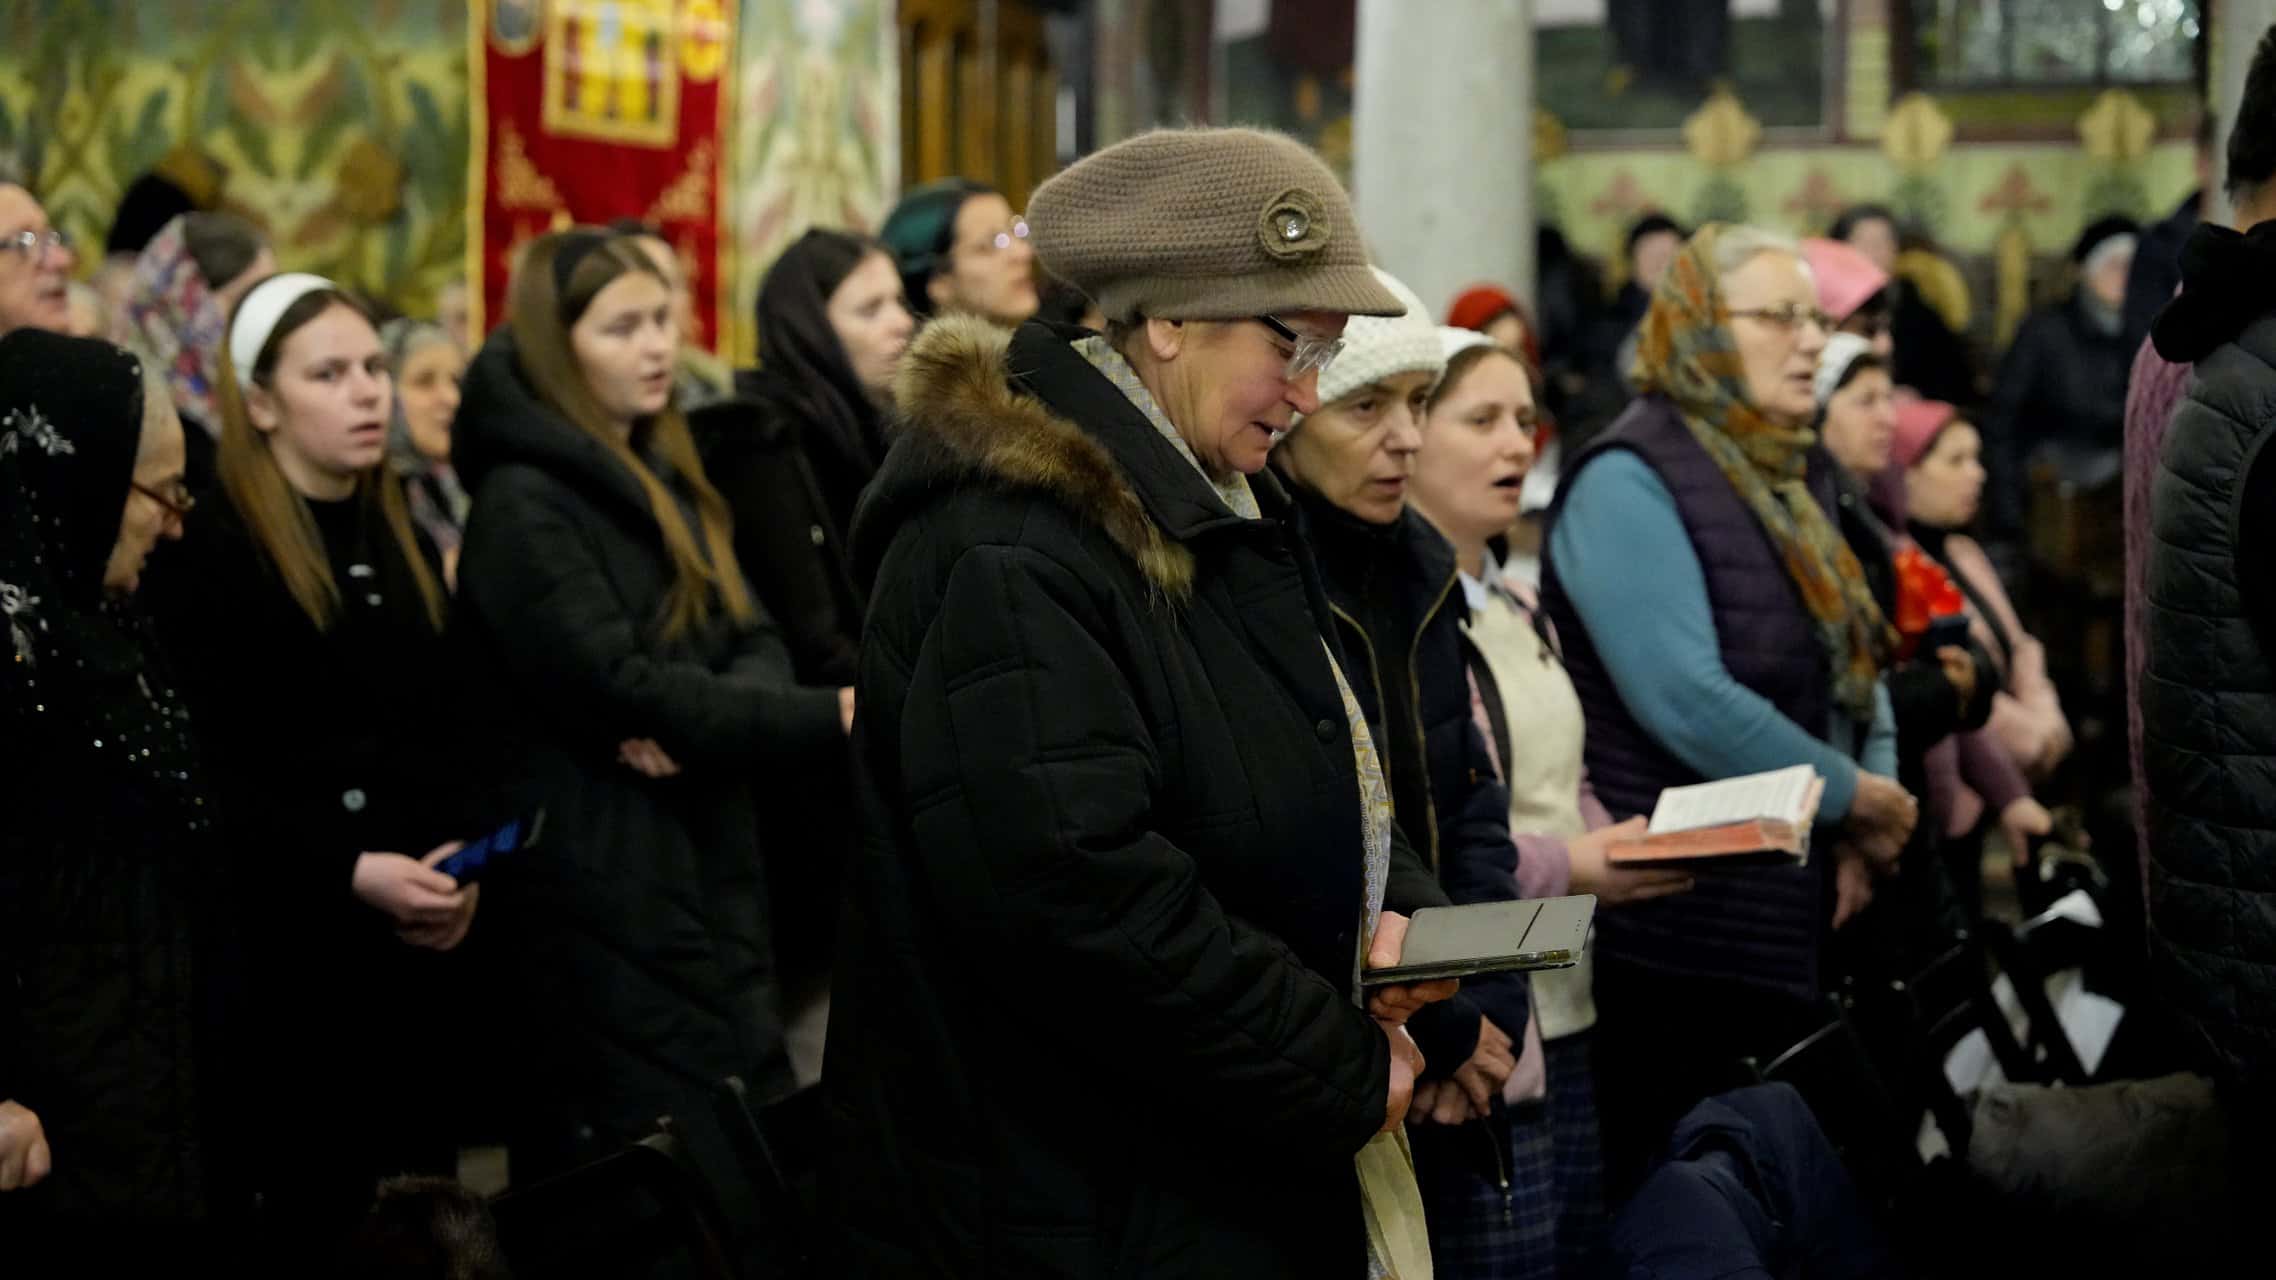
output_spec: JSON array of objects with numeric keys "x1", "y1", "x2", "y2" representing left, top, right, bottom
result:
[
  {"x1": 1630, "y1": 223, "x2": 1894, "y2": 720},
  {"x1": 1025, "y1": 126, "x2": 1406, "y2": 324},
  {"x1": 1310, "y1": 268, "x2": 1447, "y2": 410}
]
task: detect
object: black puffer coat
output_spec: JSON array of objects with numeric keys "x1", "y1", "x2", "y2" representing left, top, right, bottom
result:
[
  {"x1": 829, "y1": 318, "x2": 1451, "y2": 1278},
  {"x1": 2144, "y1": 222, "x2": 2276, "y2": 1089},
  {"x1": 451, "y1": 330, "x2": 841, "y2": 1172}
]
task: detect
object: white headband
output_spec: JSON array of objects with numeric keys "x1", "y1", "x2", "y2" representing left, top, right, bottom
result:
[
  {"x1": 1814, "y1": 331, "x2": 1878, "y2": 409},
  {"x1": 228, "y1": 272, "x2": 337, "y2": 387},
  {"x1": 2081, "y1": 233, "x2": 2138, "y2": 282}
]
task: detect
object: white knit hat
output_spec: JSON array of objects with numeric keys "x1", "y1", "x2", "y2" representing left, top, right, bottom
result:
[
  {"x1": 1438, "y1": 325, "x2": 1496, "y2": 366},
  {"x1": 1308, "y1": 267, "x2": 1445, "y2": 410},
  {"x1": 1813, "y1": 331, "x2": 1878, "y2": 410}
]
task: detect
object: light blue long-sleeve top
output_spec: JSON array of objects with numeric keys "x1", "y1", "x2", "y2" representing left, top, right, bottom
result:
[{"x1": 1549, "y1": 451, "x2": 1896, "y2": 819}]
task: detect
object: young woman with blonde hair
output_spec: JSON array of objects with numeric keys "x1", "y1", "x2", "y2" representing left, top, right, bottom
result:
[{"x1": 450, "y1": 229, "x2": 846, "y2": 1180}]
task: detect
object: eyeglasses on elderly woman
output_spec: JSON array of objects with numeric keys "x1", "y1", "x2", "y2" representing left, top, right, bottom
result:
[
  {"x1": 1256, "y1": 313, "x2": 1344, "y2": 379},
  {"x1": 1721, "y1": 302, "x2": 1836, "y2": 333}
]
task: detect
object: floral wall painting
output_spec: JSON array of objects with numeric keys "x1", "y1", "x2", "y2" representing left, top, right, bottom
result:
[
  {"x1": 1535, "y1": 0, "x2": 1833, "y2": 136},
  {"x1": 0, "y1": 0, "x2": 471, "y2": 317}
]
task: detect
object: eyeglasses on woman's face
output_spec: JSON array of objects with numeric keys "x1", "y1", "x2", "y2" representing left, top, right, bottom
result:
[
  {"x1": 958, "y1": 218, "x2": 1031, "y2": 257},
  {"x1": 130, "y1": 478, "x2": 195, "y2": 523},
  {"x1": 1255, "y1": 314, "x2": 1344, "y2": 380},
  {"x1": 1723, "y1": 302, "x2": 1835, "y2": 334}
]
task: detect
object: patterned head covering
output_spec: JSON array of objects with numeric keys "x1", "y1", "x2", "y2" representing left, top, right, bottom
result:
[
  {"x1": 115, "y1": 215, "x2": 228, "y2": 435},
  {"x1": 0, "y1": 329, "x2": 152, "y2": 665},
  {"x1": 1630, "y1": 223, "x2": 1894, "y2": 720}
]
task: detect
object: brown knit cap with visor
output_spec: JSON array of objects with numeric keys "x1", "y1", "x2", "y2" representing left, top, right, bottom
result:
[{"x1": 1025, "y1": 126, "x2": 1407, "y2": 324}]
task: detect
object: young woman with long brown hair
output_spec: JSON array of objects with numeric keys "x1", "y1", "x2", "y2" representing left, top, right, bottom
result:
[
  {"x1": 144, "y1": 272, "x2": 477, "y2": 1262},
  {"x1": 450, "y1": 229, "x2": 846, "y2": 1181}
]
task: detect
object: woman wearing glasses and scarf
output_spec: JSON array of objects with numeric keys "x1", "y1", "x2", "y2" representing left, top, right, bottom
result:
[
  {"x1": 834, "y1": 128, "x2": 1462, "y2": 1278},
  {"x1": 1538, "y1": 225, "x2": 1917, "y2": 1189},
  {"x1": 0, "y1": 330, "x2": 239, "y2": 1266}
]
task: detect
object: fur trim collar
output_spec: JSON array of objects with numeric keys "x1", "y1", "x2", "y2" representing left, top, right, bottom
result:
[{"x1": 889, "y1": 316, "x2": 1196, "y2": 598}]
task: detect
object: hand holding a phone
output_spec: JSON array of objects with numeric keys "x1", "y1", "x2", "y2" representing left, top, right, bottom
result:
[
  {"x1": 1362, "y1": 911, "x2": 1460, "y2": 1026},
  {"x1": 354, "y1": 841, "x2": 480, "y2": 952}
]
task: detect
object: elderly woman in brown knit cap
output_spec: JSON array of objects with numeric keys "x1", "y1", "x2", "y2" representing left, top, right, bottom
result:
[{"x1": 829, "y1": 127, "x2": 1461, "y2": 1278}]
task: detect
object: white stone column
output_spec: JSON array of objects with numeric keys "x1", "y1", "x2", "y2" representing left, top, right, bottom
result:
[
  {"x1": 2213, "y1": 0, "x2": 2276, "y2": 223},
  {"x1": 1351, "y1": 0, "x2": 1534, "y2": 320}
]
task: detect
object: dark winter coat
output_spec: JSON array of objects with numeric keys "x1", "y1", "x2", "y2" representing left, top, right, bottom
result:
[
  {"x1": 1983, "y1": 294, "x2": 2133, "y2": 534},
  {"x1": 451, "y1": 330, "x2": 841, "y2": 1172},
  {"x1": 2143, "y1": 221, "x2": 2276, "y2": 1090},
  {"x1": 694, "y1": 373, "x2": 873, "y2": 689},
  {"x1": 829, "y1": 317, "x2": 1452, "y2": 1278},
  {"x1": 693, "y1": 379, "x2": 874, "y2": 988},
  {"x1": 0, "y1": 331, "x2": 238, "y2": 1262},
  {"x1": 1292, "y1": 487, "x2": 1533, "y2": 1059},
  {"x1": 144, "y1": 478, "x2": 471, "y2": 1248}
]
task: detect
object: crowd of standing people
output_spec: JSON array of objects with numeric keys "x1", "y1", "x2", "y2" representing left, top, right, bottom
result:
[{"x1": 8, "y1": 26, "x2": 2276, "y2": 1277}]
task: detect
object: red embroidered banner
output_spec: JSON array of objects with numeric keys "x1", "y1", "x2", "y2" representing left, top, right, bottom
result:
[{"x1": 468, "y1": 0, "x2": 733, "y2": 351}]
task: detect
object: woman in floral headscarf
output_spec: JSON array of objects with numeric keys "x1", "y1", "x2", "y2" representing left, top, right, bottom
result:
[
  {"x1": 1535, "y1": 224, "x2": 1919, "y2": 1188},
  {"x1": 115, "y1": 212, "x2": 274, "y2": 492}
]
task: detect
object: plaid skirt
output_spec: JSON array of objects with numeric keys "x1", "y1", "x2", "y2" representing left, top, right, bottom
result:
[{"x1": 1411, "y1": 1033, "x2": 1608, "y2": 1280}]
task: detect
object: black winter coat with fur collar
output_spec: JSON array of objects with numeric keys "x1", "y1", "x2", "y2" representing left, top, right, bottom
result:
[{"x1": 829, "y1": 318, "x2": 1451, "y2": 1278}]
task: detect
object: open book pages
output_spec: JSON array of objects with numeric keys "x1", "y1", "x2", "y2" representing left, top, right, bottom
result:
[
  {"x1": 1647, "y1": 764, "x2": 1822, "y2": 835},
  {"x1": 1609, "y1": 764, "x2": 1826, "y2": 866}
]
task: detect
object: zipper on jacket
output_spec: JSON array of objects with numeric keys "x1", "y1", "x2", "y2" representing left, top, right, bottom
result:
[
  {"x1": 1405, "y1": 571, "x2": 1460, "y2": 872},
  {"x1": 1329, "y1": 598, "x2": 1392, "y2": 754},
  {"x1": 1484, "y1": 1113, "x2": 1514, "y2": 1225}
]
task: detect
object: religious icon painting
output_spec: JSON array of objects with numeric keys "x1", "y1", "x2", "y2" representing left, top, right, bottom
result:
[{"x1": 543, "y1": 0, "x2": 684, "y2": 147}]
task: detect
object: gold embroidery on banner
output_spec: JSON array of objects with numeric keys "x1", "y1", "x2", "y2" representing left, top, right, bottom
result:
[
  {"x1": 646, "y1": 139, "x2": 715, "y2": 224},
  {"x1": 542, "y1": 0, "x2": 682, "y2": 148},
  {"x1": 496, "y1": 121, "x2": 566, "y2": 212},
  {"x1": 680, "y1": 0, "x2": 728, "y2": 83}
]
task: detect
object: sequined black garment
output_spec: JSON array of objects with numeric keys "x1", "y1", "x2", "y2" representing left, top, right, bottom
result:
[{"x1": 0, "y1": 328, "x2": 240, "y2": 1262}]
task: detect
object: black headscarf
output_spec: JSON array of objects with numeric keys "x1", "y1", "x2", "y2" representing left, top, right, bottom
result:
[
  {"x1": 0, "y1": 329, "x2": 150, "y2": 672},
  {"x1": 746, "y1": 228, "x2": 888, "y2": 473}
]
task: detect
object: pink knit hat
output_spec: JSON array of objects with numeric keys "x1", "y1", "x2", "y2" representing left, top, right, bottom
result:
[
  {"x1": 1801, "y1": 237, "x2": 1891, "y2": 324},
  {"x1": 1892, "y1": 393, "x2": 1959, "y2": 469}
]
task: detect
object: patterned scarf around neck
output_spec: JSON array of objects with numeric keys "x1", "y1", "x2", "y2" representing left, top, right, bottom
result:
[{"x1": 1628, "y1": 223, "x2": 1894, "y2": 721}]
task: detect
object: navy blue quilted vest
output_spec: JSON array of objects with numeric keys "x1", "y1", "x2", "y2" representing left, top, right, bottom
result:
[{"x1": 1540, "y1": 395, "x2": 1836, "y2": 1001}]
